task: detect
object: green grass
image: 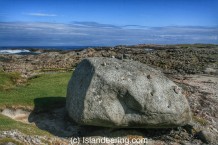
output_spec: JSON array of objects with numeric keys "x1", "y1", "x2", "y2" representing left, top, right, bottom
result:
[
  {"x1": 0, "y1": 137, "x2": 24, "y2": 145},
  {"x1": 39, "y1": 67, "x2": 73, "y2": 72},
  {"x1": 0, "y1": 114, "x2": 51, "y2": 136},
  {"x1": 0, "y1": 71, "x2": 72, "y2": 136},
  {"x1": 0, "y1": 72, "x2": 72, "y2": 108},
  {"x1": 193, "y1": 115, "x2": 208, "y2": 126},
  {"x1": 0, "y1": 71, "x2": 21, "y2": 91}
]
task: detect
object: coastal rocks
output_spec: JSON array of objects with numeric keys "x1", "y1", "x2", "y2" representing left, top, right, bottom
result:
[
  {"x1": 1, "y1": 108, "x2": 30, "y2": 123},
  {"x1": 66, "y1": 57, "x2": 192, "y2": 128},
  {"x1": 195, "y1": 128, "x2": 218, "y2": 144},
  {"x1": 0, "y1": 130, "x2": 68, "y2": 144},
  {"x1": 204, "y1": 67, "x2": 218, "y2": 75},
  {"x1": 1, "y1": 45, "x2": 218, "y2": 77}
]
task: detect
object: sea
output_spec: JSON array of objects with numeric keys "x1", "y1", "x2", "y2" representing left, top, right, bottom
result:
[
  {"x1": 0, "y1": 46, "x2": 95, "y2": 54},
  {"x1": 0, "y1": 46, "x2": 154, "y2": 55}
]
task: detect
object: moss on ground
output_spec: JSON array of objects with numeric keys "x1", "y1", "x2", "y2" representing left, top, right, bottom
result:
[{"x1": 193, "y1": 115, "x2": 208, "y2": 126}]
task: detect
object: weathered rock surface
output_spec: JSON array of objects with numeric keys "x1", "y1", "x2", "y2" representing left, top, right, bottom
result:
[
  {"x1": 66, "y1": 57, "x2": 192, "y2": 128},
  {"x1": 196, "y1": 129, "x2": 218, "y2": 144}
]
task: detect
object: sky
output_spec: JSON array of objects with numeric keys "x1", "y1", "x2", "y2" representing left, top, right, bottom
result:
[{"x1": 0, "y1": 0, "x2": 217, "y2": 46}]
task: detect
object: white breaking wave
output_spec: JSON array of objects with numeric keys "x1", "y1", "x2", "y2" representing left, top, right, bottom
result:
[
  {"x1": 0, "y1": 49, "x2": 31, "y2": 54},
  {"x1": 144, "y1": 48, "x2": 154, "y2": 51}
]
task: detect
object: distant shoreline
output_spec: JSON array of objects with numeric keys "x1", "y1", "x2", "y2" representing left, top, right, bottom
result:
[
  {"x1": 0, "y1": 46, "x2": 97, "y2": 51},
  {"x1": 0, "y1": 46, "x2": 100, "y2": 54},
  {"x1": 0, "y1": 43, "x2": 217, "y2": 55}
]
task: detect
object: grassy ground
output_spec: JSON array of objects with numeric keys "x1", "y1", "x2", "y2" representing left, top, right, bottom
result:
[
  {"x1": 0, "y1": 71, "x2": 72, "y2": 136},
  {"x1": 0, "y1": 71, "x2": 21, "y2": 91},
  {"x1": 0, "y1": 137, "x2": 24, "y2": 145},
  {"x1": 0, "y1": 114, "x2": 51, "y2": 136},
  {"x1": 0, "y1": 72, "x2": 72, "y2": 108}
]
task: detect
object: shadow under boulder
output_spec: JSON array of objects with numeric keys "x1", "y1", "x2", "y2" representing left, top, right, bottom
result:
[
  {"x1": 28, "y1": 97, "x2": 178, "y2": 139},
  {"x1": 28, "y1": 97, "x2": 78, "y2": 137}
]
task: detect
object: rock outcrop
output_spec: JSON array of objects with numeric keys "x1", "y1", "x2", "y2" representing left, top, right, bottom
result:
[
  {"x1": 66, "y1": 57, "x2": 192, "y2": 128},
  {"x1": 1, "y1": 44, "x2": 218, "y2": 77}
]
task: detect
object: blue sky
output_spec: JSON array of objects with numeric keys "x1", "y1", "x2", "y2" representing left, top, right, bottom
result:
[{"x1": 0, "y1": 0, "x2": 217, "y2": 46}]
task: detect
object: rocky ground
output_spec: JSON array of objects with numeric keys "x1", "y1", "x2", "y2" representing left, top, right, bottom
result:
[
  {"x1": 0, "y1": 44, "x2": 218, "y2": 144},
  {"x1": 0, "y1": 44, "x2": 217, "y2": 77}
]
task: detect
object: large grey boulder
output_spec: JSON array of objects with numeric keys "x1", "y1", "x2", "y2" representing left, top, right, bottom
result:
[{"x1": 66, "y1": 57, "x2": 192, "y2": 128}]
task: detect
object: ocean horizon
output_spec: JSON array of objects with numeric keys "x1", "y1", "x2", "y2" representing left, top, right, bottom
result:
[
  {"x1": 0, "y1": 46, "x2": 101, "y2": 50},
  {"x1": 0, "y1": 46, "x2": 102, "y2": 54}
]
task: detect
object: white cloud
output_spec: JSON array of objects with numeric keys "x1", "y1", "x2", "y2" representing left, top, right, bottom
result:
[
  {"x1": 26, "y1": 13, "x2": 57, "y2": 17},
  {"x1": 0, "y1": 22, "x2": 217, "y2": 46}
]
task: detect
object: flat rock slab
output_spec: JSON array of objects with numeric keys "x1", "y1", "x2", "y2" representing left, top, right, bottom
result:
[{"x1": 66, "y1": 57, "x2": 192, "y2": 128}]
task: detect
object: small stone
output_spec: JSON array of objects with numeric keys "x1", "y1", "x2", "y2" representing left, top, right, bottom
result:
[
  {"x1": 180, "y1": 141, "x2": 192, "y2": 145},
  {"x1": 196, "y1": 130, "x2": 215, "y2": 144},
  {"x1": 1, "y1": 142, "x2": 17, "y2": 145}
]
